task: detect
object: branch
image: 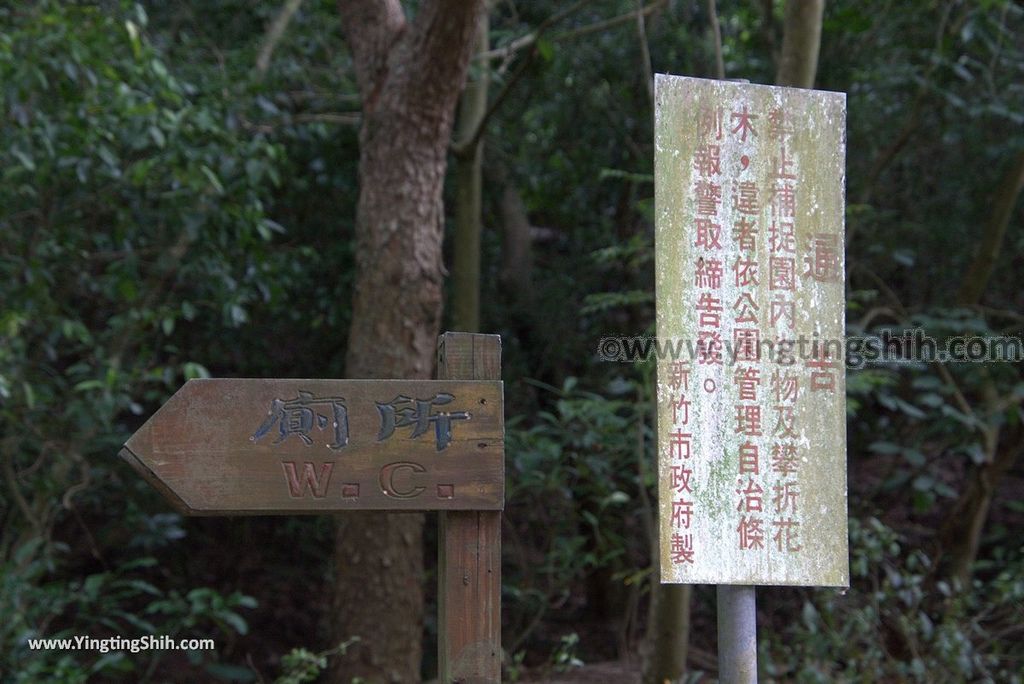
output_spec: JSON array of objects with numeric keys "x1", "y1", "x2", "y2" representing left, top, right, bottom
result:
[
  {"x1": 851, "y1": 0, "x2": 956, "y2": 222},
  {"x1": 452, "y1": 0, "x2": 666, "y2": 157},
  {"x1": 254, "y1": 0, "x2": 305, "y2": 78},
  {"x1": 475, "y1": 0, "x2": 594, "y2": 62},
  {"x1": 3, "y1": 439, "x2": 41, "y2": 534},
  {"x1": 452, "y1": 46, "x2": 533, "y2": 158},
  {"x1": 549, "y1": 0, "x2": 666, "y2": 44},
  {"x1": 293, "y1": 112, "x2": 361, "y2": 126},
  {"x1": 337, "y1": 0, "x2": 406, "y2": 106},
  {"x1": 850, "y1": 262, "x2": 981, "y2": 428},
  {"x1": 390, "y1": 0, "x2": 486, "y2": 114}
]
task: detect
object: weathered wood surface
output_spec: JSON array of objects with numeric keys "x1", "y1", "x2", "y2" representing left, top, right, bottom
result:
[
  {"x1": 437, "y1": 332, "x2": 502, "y2": 683},
  {"x1": 120, "y1": 378, "x2": 504, "y2": 514},
  {"x1": 655, "y1": 75, "x2": 848, "y2": 586}
]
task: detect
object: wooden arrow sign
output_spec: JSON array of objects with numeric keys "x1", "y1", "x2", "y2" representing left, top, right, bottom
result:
[{"x1": 120, "y1": 378, "x2": 504, "y2": 514}]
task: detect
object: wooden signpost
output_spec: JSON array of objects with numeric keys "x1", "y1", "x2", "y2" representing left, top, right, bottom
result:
[
  {"x1": 654, "y1": 75, "x2": 849, "y2": 682},
  {"x1": 122, "y1": 332, "x2": 504, "y2": 683}
]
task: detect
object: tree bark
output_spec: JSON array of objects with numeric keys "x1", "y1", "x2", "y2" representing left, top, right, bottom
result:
[
  {"x1": 452, "y1": 13, "x2": 490, "y2": 334},
  {"x1": 332, "y1": 2, "x2": 485, "y2": 681},
  {"x1": 776, "y1": 0, "x2": 825, "y2": 88},
  {"x1": 642, "y1": 581, "x2": 691, "y2": 683}
]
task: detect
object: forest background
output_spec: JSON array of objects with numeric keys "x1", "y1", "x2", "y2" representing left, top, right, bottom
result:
[{"x1": 1, "y1": 0, "x2": 1023, "y2": 682}]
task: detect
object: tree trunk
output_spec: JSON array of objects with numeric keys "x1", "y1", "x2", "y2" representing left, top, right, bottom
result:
[
  {"x1": 776, "y1": 0, "x2": 825, "y2": 88},
  {"x1": 641, "y1": 387, "x2": 689, "y2": 683},
  {"x1": 955, "y1": 149, "x2": 1024, "y2": 307},
  {"x1": 938, "y1": 428, "x2": 1022, "y2": 586},
  {"x1": 332, "y1": 2, "x2": 485, "y2": 681},
  {"x1": 452, "y1": 13, "x2": 490, "y2": 334},
  {"x1": 498, "y1": 180, "x2": 533, "y2": 296},
  {"x1": 642, "y1": 581, "x2": 691, "y2": 683},
  {"x1": 938, "y1": 150, "x2": 1024, "y2": 586},
  {"x1": 706, "y1": 0, "x2": 724, "y2": 80}
]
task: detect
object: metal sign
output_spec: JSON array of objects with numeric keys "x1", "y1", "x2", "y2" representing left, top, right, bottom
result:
[
  {"x1": 120, "y1": 378, "x2": 504, "y2": 514},
  {"x1": 655, "y1": 75, "x2": 848, "y2": 586}
]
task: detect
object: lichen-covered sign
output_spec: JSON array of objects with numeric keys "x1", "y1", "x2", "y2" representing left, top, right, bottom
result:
[{"x1": 655, "y1": 75, "x2": 848, "y2": 586}]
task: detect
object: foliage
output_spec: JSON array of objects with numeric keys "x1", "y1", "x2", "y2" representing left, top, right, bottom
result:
[
  {"x1": 762, "y1": 517, "x2": 1024, "y2": 683},
  {"x1": 504, "y1": 373, "x2": 655, "y2": 656},
  {"x1": 273, "y1": 638, "x2": 360, "y2": 684},
  {"x1": 551, "y1": 632, "x2": 585, "y2": 673},
  {"x1": 1, "y1": 545, "x2": 256, "y2": 682},
  {"x1": 1, "y1": 0, "x2": 1022, "y2": 680},
  {"x1": 0, "y1": 0, "x2": 283, "y2": 538},
  {"x1": 0, "y1": 1, "x2": 278, "y2": 678}
]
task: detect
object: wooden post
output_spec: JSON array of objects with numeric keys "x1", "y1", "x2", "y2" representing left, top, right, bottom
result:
[{"x1": 437, "y1": 332, "x2": 502, "y2": 683}]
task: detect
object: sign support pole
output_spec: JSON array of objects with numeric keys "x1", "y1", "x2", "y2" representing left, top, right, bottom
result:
[
  {"x1": 717, "y1": 585, "x2": 757, "y2": 683},
  {"x1": 437, "y1": 332, "x2": 502, "y2": 683}
]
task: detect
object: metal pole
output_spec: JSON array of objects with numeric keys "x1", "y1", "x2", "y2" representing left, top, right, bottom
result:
[{"x1": 717, "y1": 584, "x2": 757, "y2": 683}]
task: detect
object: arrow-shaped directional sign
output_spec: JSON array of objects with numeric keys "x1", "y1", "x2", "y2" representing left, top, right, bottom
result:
[{"x1": 120, "y1": 378, "x2": 504, "y2": 514}]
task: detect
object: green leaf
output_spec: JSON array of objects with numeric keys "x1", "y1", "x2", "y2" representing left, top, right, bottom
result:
[
  {"x1": 536, "y1": 38, "x2": 554, "y2": 62},
  {"x1": 218, "y1": 611, "x2": 249, "y2": 636},
  {"x1": 204, "y1": 663, "x2": 256, "y2": 682},
  {"x1": 124, "y1": 19, "x2": 142, "y2": 58},
  {"x1": 22, "y1": 381, "x2": 35, "y2": 409},
  {"x1": 902, "y1": 449, "x2": 926, "y2": 467},
  {"x1": 183, "y1": 362, "x2": 210, "y2": 380},
  {"x1": 234, "y1": 595, "x2": 258, "y2": 609},
  {"x1": 201, "y1": 165, "x2": 225, "y2": 194},
  {"x1": 12, "y1": 147, "x2": 36, "y2": 171}
]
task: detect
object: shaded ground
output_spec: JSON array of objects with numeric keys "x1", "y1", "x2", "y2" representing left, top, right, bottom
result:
[
  {"x1": 520, "y1": 661, "x2": 642, "y2": 683},
  {"x1": 518, "y1": 648, "x2": 720, "y2": 682}
]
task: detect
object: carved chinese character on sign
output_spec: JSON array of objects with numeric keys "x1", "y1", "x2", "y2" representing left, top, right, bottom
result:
[
  {"x1": 252, "y1": 391, "x2": 350, "y2": 449},
  {"x1": 376, "y1": 393, "x2": 470, "y2": 451}
]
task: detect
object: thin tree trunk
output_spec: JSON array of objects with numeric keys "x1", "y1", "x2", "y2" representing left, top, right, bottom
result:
[
  {"x1": 939, "y1": 430, "x2": 1022, "y2": 586},
  {"x1": 776, "y1": 0, "x2": 825, "y2": 88},
  {"x1": 955, "y1": 149, "x2": 1024, "y2": 307},
  {"x1": 938, "y1": 150, "x2": 1024, "y2": 586},
  {"x1": 641, "y1": 385, "x2": 689, "y2": 683},
  {"x1": 758, "y1": 0, "x2": 779, "y2": 71},
  {"x1": 643, "y1": 583, "x2": 692, "y2": 683},
  {"x1": 706, "y1": 0, "x2": 725, "y2": 80},
  {"x1": 332, "y1": 2, "x2": 485, "y2": 681},
  {"x1": 452, "y1": 13, "x2": 490, "y2": 334},
  {"x1": 499, "y1": 181, "x2": 533, "y2": 296}
]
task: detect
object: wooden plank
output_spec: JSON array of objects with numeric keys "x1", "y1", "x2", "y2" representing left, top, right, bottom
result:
[
  {"x1": 654, "y1": 75, "x2": 848, "y2": 587},
  {"x1": 120, "y1": 378, "x2": 504, "y2": 514},
  {"x1": 438, "y1": 333, "x2": 502, "y2": 683}
]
